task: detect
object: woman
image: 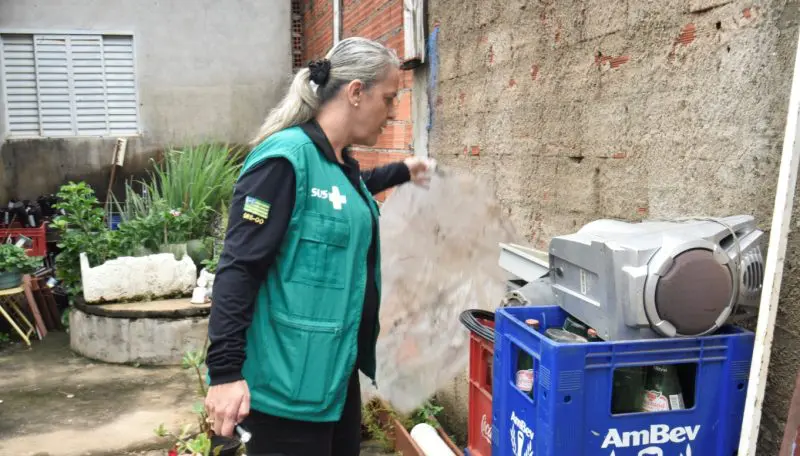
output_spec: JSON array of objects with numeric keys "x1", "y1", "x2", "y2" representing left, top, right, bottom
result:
[{"x1": 204, "y1": 37, "x2": 435, "y2": 456}]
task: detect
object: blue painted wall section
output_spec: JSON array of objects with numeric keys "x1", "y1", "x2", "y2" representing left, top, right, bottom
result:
[{"x1": 426, "y1": 25, "x2": 440, "y2": 132}]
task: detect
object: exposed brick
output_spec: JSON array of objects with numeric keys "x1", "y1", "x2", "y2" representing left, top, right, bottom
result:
[
  {"x1": 488, "y1": 45, "x2": 495, "y2": 65},
  {"x1": 396, "y1": 91, "x2": 412, "y2": 121},
  {"x1": 595, "y1": 54, "x2": 630, "y2": 69},
  {"x1": 400, "y1": 71, "x2": 413, "y2": 90},
  {"x1": 530, "y1": 64, "x2": 539, "y2": 80},
  {"x1": 508, "y1": 78, "x2": 517, "y2": 88},
  {"x1": 470, "y1": 145, "x2": 481, "y2": 156},
  {"x1": 676, "y1": 24, "x2": 697, "y2": 46},
  {"x1": 374, "y1": 122, "x2": 412, "y2": 149},
  {"x1": 350, "y1": 149, "x2": 411, "y2": 202},
  {"x1": 611, "y1": 152, "x2": 626, "y2": 159},
  {"x1": 743, "y1": 7, "x2": 752, "y2": 18}
]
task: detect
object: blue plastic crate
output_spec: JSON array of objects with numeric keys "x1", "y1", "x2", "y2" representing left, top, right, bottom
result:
[{"x1": 492, "y1": 305, "x2": 754, "y2": 456}]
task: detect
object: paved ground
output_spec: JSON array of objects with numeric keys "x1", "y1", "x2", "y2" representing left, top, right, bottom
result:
[{"x1": 0, "y1": 332, "x2": 392, "y2": 456}]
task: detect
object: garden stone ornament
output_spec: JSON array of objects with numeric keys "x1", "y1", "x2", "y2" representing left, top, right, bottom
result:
[
  {"x1": 363, "y1": 169, "x2": 522, "y2": 413},
  {"x1": 80, "y1": 252, "x2": 196, "y2": 303}
]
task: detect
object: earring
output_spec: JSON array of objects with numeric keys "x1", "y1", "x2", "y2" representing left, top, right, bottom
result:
[{"x1": 354, "y1": 102, "x2": 359, "y2": 107}]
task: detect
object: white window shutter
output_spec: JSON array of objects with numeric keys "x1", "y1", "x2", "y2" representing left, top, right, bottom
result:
[
  {"x1": 102, "y1": 35, "x2": 137, "y2": 135},
  {"x1": 34, "y1": 35, "x2": 74, "y2": 136},
  {"x1": 2, "y1": 33, "x2": 138, "y2": 138},
  {"x1": 1, "y1": 34, "x2": 40, "y2": 136},
  {"x1": 71, "y1": 35, "x2": 108, "y2": 136}
]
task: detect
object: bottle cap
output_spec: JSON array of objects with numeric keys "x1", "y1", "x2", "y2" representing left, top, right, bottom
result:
[{"x1": 525, "y1": 318, "x2": 540, "y2": 329}]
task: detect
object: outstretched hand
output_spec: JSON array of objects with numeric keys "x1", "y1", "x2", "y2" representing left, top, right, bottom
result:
[{"x1": 404, "y1": 156, "x2": 437, "y2": 187}]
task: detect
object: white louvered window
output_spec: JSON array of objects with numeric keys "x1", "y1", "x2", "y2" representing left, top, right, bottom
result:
[{"x1": 1, "y1": 33, "x2": 138, "y2": 138}]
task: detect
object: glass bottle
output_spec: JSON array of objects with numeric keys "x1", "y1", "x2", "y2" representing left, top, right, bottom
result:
[
  {"x1": 563, "y1": 315, "x2": 590, "y2": 338},
  {"x1": 611, "y1": 366, "x2": 646, "y2": 414},
  {"x1": 515, "y1": 319, "x2": 539, "y2": 397},
  {"x1": 641, "y1": 364, "x2": 685, "y2": 412},
  {"x1": 587, "y1": 328, "x2": 602, "y2": 342}
]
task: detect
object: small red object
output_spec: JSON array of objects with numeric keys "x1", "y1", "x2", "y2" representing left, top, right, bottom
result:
[
  {"x1": 468, "y1": 318, "x2": 494, "y2": 456},
  {"x1": 168, "y1": 449, "x2": 178, "y2": 456},
  {"x1": 0, "y1": 223, "x2": 47, "y2": 257}
]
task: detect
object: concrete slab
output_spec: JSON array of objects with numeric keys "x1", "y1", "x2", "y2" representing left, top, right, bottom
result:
[
  {"x1": 0, "y1": 333, "x2": 395, "y2": 456},
  {"x1": 75, "y1": 297, "x2": 211, "y2": 319},
  {"x1": 0, "y1": 332, "x2": 198, "y2": 456}
]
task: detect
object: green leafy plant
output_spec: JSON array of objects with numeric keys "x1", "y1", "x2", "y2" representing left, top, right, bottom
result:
[
  {"x1": 361, "y1": 398, "x2": 447, "y2": 453},
  {"x1": 52, "y1": 182, "x2": 131, "y2": 294},
  {"x1": 201, "y1": 250, "x2": 220, "y2": 274},
  {"x1": 0, "y1": 244, "x2": 43, "y2": 274},
  {"x1": 115, "y1": 143, "x2": 242, "y2": 241},
  {"x1": 411, "y1": 400, "x2": 444, "y2": 428},
  {"x1": 148, "y1": 143, "x2": 242, "y2": 215},
  {"x1": 154, "y1": 341, "x2": 238, "y2": 456},
  {"x1": 361, "y1": 399, "x2": 396, "y2": 451}
]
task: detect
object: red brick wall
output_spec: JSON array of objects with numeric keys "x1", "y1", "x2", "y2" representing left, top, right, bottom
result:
[
  {"x1": 302, "y1": 0, "x2": 334, "y2": 63},
  {"x1": 300, "y1": 0, "x2": 415, "y2": 201}
]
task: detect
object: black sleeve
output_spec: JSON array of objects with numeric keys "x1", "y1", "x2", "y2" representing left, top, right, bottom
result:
[
  {"x1": 206, "y1": 157, "x2": 296, "y2": 386},
  {"x1": 360, "y1": 161, "x2": 411, "y2": 195}
]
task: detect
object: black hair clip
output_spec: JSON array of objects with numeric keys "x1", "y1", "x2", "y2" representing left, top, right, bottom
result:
[{"x1": 308, "y1": 59, "x2": 332, "y2": 86}]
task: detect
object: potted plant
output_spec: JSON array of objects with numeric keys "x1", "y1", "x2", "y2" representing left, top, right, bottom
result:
[
  {"x1": 362, "y1": 397, "x2": 462, "y2": 456},
  {"x1": 0, "y1": 244, "x2": 43, "y2": 290}
]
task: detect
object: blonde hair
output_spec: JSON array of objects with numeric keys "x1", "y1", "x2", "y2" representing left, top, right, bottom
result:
[{"x1": 250, "y1": 37, "x2": 400, "y2": 146}]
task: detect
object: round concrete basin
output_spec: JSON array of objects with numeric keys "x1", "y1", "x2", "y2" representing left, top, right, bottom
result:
[{"x1": 69, "y1": 297, "x2": 210, "y2": 366}]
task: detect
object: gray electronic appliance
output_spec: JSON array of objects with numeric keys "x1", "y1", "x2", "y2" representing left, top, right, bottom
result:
[{"x1": 548, "y1": 215, "x2": 765, "y2": 341}]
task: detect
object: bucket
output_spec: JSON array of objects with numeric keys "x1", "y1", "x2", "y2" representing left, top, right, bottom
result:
[{"x1": 0, "y1": 271, "x2": 22, "y2": 290}]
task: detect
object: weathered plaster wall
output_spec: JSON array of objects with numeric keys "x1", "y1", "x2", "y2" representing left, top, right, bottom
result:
[
  {"x1": 0, "y1": 0, "x2": 291, "y2": 201},
  {"x1": 427, "y1": 0, "x2": 800, "y2": 452}
]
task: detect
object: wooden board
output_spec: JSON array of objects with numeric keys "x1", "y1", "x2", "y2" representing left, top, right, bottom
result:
[{"x1": 738, "y1": 28, "x2": 800, "y2": 456}]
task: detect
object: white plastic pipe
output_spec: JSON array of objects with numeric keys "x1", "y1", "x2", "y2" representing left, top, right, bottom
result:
[{"x1": 410, "y1": 423, "x2": 456, "y2": 456}]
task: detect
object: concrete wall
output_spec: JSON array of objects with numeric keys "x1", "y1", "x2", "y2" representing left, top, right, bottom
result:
[
  {"x1": 0, "y1": 0, "x2": 291, "y2": 201},
  {"x1": 427, "y1": 0, "x2": 800, "y2": 452}
]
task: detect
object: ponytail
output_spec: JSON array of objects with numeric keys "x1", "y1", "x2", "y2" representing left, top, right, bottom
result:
[
  {"x1": 250, "y1": 68, "x2": 319, "y2": 146},
  {"x1": 250, "y1": 37, "x2": 400, "y2": 147}
]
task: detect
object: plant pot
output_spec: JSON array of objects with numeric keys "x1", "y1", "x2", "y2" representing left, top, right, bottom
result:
[
  {"x1": 209, "y1": 435, "x2": 241, "y2": 456},
  {"x1": 132, "y1": 245, "x2": 154, "y2": 257},
  {"x1": 159, "y1": 243, "x2": 188, "y2": 260},
  {"x1": 186, "y1": 238, "x2": 211, "y2": 268},
  {"x1": 368, "y1": 399, "x2": 462, "y2": 456},
  {"x1": 0, "y1": 271, "x2": 22, "y2": 290}
]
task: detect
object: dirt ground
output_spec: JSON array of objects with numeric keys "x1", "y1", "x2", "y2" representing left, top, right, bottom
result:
[{"x1": 0, "y1": 332, "x2": 392, "y2": 456}]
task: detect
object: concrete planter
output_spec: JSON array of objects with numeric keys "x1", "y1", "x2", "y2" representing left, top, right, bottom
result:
[
  {"x1": 79, "y1": 251, "x2": 196, "y2": 304},
  {"x1": 369, "y1": 399, "x2": 462, "y2": 456},
  {"x1": 69, "y1": 296, "x2": 210, "y2": 365}
]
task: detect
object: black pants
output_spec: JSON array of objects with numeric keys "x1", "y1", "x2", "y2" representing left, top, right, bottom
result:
[{"x1": 240, "y1": 371, "x2": 362, "y2": 456}]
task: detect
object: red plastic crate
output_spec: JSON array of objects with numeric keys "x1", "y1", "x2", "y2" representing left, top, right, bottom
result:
[
  {"x1": 0, "y1": 223, "x2": 47, "y2": 257},
  {"x1": 468, "y1": 318, "x2": 494, "y2": 456}
]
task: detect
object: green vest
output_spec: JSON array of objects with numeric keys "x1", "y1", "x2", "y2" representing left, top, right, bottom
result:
[{"x1": 239, "y1": 126, "x2": 382, "y2": 422}]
